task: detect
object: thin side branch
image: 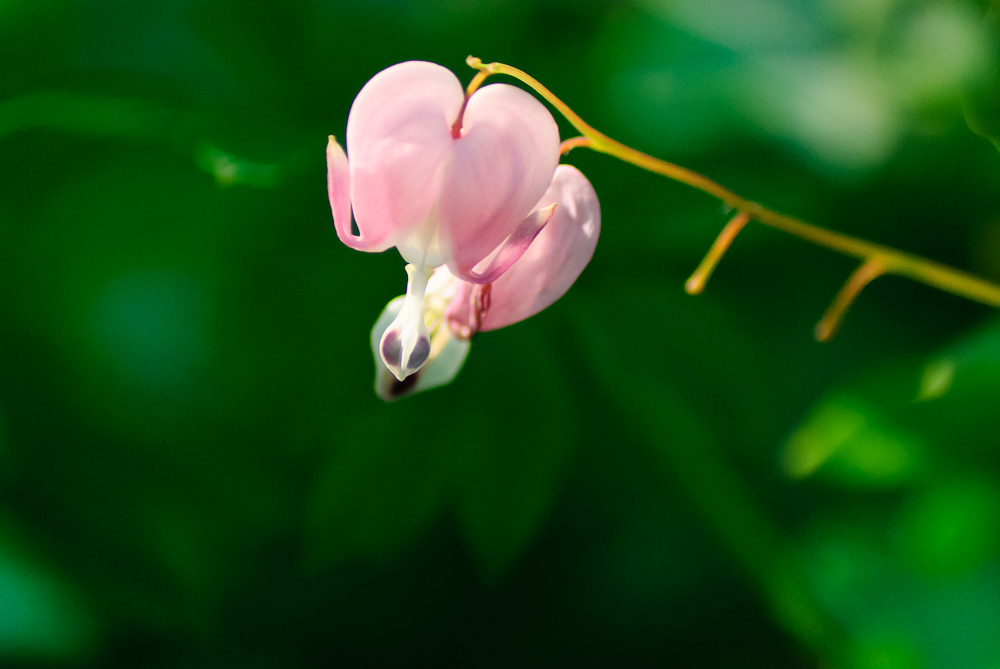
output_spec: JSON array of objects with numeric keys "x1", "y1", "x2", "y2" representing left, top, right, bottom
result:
[
  {"x1": 686, "y1": 211, "x2": 752, "y2": 295},
  {"x1": 560, "y1": 136, "x2": 592, "y2": 155},
  {"x1": 815, "y1": 259, "x2": 886, "y2": 342}
]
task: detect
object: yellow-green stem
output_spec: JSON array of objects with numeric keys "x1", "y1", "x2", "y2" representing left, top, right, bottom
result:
[
  {"x1": 815, "y1": 259, "x2": 886, "y2": 341},
  {"x1": 686, "y1": 211, "x2": 752, "y2": 295},
  {"x1": 559, "y1": 136, "x2": 591, "y2": 155},
  {"x1": 466, "y1": 56, "x2": 1000, "y2": 311}
]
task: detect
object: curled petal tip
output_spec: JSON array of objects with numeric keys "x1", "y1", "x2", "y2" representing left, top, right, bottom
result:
[
  {"x1": 326, "y1": 135, "x2": 358, "y2": 249},
  {"x1": 474, "y1": 165, "x2": 600, "y2": 332},
  {"x1": 370, "y1": 294, "x2": 471, "y2": 401},
  {"x1": 454, "y1": 203, "x2": 556, "y2": 285}
]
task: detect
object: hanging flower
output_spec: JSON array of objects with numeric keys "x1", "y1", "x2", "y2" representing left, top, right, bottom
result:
[
  {"x1": 327, "y1": 61, "x2": 600, "y2": 399},
  {"x1": 370, "y1": 165, "x2": 600, "y2": 400}
]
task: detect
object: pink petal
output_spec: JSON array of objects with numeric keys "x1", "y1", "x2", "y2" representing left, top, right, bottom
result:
[
  {"x1": 345, "y1": 61, "x2": 465, "y2": 253},
  {"x1": 327, "y1": 136, "x2": 379, "y2": 251},
  {"x1": 479, "y1": 165, "x2": 600, "y2": 331},
  {"x1": 457, "y1": 203, "x2": 556, "y2": 285},
  {"x1": 439, "y1": 83, "x2": 560, "y2": 278}
]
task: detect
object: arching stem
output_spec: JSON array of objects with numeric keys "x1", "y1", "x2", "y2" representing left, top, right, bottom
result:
[{"x1": 465, "y1": 56, "x2": 1000, "y2": 314}]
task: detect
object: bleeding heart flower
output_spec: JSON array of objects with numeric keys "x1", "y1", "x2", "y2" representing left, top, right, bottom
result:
[
  {"x1": 328, "y1": 61, "x2": 599, "y2": 398},
  {"x1": 440, "y1": 165, "x2": 601, "y2": 337},
  {"x1": 370, "y1": 165, "x2": 600, "y2": 400}
]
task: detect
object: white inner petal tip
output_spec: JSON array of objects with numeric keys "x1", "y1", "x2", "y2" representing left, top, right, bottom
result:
[{"x1": 379, "y1": 264, "x2": 435, "y2": 380}]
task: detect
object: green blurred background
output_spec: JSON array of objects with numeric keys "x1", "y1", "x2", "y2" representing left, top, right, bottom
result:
[{"x1": 4, "y1": 0, "x2": 1000, "y2": 666}]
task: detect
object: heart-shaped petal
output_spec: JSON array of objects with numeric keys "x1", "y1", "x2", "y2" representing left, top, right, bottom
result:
[
  {"x1": 440, "y1": 83, "x2": 560, "y2": 280},
  {"x1": 345, "y1": 61, "x2": 464, "y2": 253},
  {"x1": 480, "y1": 165, "x2": 600, "y2": 331}
]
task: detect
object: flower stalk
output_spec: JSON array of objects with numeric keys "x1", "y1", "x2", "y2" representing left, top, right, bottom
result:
[{"x1": 466, "y1": 56, "x2": 1000, "y2": 337}]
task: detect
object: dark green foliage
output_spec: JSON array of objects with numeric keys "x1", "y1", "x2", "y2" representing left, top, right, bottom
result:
[{"x1": 2, "y1": 0, "x2": 1000, "y2": 666}]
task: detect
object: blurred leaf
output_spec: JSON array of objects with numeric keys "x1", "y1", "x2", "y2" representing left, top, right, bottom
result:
[
  {"x1": 963, "y1": 1, "x2": 1000, "y2": 151},
  {"x1": 889, "y1": 3, "x2": 990, "y2": 106},
  {"x1": 0, "y1": 405, "x2": 7, "y2": 472},
  {"x1": 784, "y1": 395, "x2": 925, "y2": 487},
  {"x1": 0, "y1": 91, "x2": 313, "y2": 192},
  {"x1": 304, "y1": 404, "x2": 451, "y2": 569},
  {"x1": 566, "y1": 279, "x2": 848, "y2": 658},
  {"x1": 964, "y1": 67, "x2": 1000, "y2": 152},
  {"x1": 898, "y1": 477, "x2": 1000, "y2": 578},
  {"x1": 193, "y1": 0, "x2": 323, "y2": 115},
  {"x1": 915, "y1": 358, "x2": 955, "y2": 401},
  {"x1": 803, "y1": 512, "x2": 1000, "y2": 669},
  {"x1": 450, "y1": 323, "x2": 579, "y2": 580},
  {"x1": 0, "y1": 517, "x2": 96, "y2": 663},
  {"x1": 194, "y1": 142, "x2": 284, "y2": 188},
  {"x1": 643, "y1": 0, "x2": 818, "y2": 53},
  {"x1": 615, "y1": 0, "x2": 993, "y2": 172},
  {"x1": 0, "y1": 92, "x2": 178, "y2": 140},
  {"x1": 784, "y1": 316, "x2": 1000, "y2": 487},
  {"x1": 0, "y1": 0, "x2": 74, "y2": 94},
  {"x1": 848, "y1": 632, "x2": 924, "y2": 669},
  {"x1": 913, "y1": 319, "x2": 1000, "y2": 452}
]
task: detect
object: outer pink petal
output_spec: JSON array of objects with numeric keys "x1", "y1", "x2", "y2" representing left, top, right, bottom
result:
[
  {"x1": 327, "y1": 136, "x2": 381, "y2": 251},
  {"x1": 479, "y1": 165, "x2": 600, "y2": 331},
  {"x1": 345, "y1": 61, "x2": 464, "y2": 251},
  {"x1": 439, "y1": 83, "x2": 560, "y2": 278}
]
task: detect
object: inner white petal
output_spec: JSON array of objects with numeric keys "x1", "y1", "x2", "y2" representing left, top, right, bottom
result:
[{"x1": 380, "y1": 263, "x2": 435, "y2": 381}]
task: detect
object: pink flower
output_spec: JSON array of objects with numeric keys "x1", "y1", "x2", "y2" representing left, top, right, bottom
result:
[
  {"x1": 440, "y1": 165, "x2": 601, "y2": 337},
  {"x1": 327, "y1": 61, "x2": 600, "y2": 397}
]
